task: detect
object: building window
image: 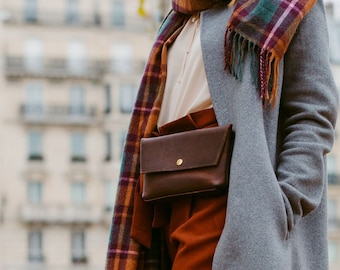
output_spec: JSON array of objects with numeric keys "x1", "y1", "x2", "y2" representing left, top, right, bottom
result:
[
  {"x1": 71, "y1": 182, "x2": 86, "y2": 206},
  {"x1": 153, "y1": 0, "x2": 167, "y2": 23},
  {"x1": 66, "y1": 0, "x2": 79, "y2": 24},
  {"x1": 71, "y1": 132, "x2": 86, "y2": 162},
  {"x1": 28, "y1": 131, "x2": 43, "y2": 161},
  {"x1": 328, "y1": 155, "x2": 338, "y2": 184},
  {"x1": 69, "y1": 86, "x2": 85, "y2": 116},
  {"x1": 105, "y1": 84, "x2": 111, "y2": 114},
  {"x1": 104, "y1": 180, "x2": 115, "y2": 211},
  {"x1": 327, "y1": 11, "x2": 340, "y2": 64},
  {"x1": 105, "y1": 132, "x2": 112, "y2": 161},
  {"x1": 25, "y1": 39, "x2": 43, "y2": 72},
  {"x1": 120, "y1": 130, "x2": 127, "y2": 158},
  {"x1": 328, "y1": 199, "x2": 337, "y2": 229},
  {"x1": 24, "y1": 0, "x2": 38, "y2": 22},
  {"x1": 93, "y1": 1, "x2": 101, "y2": 26},
  {"x1": 119, "y1": 83, "x2": 136, "y2": 113},
  {"x1": 67, "y1": 41, "x2": 86, "y2": 74},
  {"x1": 329, "y1": 241, "x2": 339, "y2": 264},
  {"x1": 72, "y1": 230, "x2": 87, "y2": 263},
  {"x1": 28, "y1": 181, "x2": 42, "y2": 204},
  {"x1": 24, "y1": 83, "x2": 43, "y2": 116},
  {"x1": 111, "y1": 43, "x2": 132, "y2": 74},
  {"x1": 28, "y1": 229, "x2": 44, "y2": 262},
  {"x1": 111, "y1": 0, "x2": 125, "y2": 26}
]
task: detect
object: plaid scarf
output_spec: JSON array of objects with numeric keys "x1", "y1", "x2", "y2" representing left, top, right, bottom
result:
[
  {"x1": 225, "y1": 0, "x2": 317, "y2": 105},
  {"x1": 106, "y1": 0, "x2": 316, "y2": 269}
]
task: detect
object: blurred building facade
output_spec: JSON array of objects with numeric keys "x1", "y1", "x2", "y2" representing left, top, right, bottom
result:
[
  {"x1": 326, "y1": 1, "x2": 340, "y2": 269},
  {"x1": 0, "y1": 0, "x2": 164, "y2": 269},
  {"x1": 0, "y1": 0, "x2": 339, "y2": 270}
]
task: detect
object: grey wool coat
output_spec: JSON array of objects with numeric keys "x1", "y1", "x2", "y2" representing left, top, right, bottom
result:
[{"x1": 200, "y1": 1, "x2": 338, "y2": 270}]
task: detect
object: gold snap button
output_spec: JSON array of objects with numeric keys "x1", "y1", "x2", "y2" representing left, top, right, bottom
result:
[{"x1": 176, "y1": 159, "x2": 183, "y2": 166}]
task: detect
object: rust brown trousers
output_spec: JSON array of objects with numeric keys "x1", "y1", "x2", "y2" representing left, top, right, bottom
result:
[{"x1": 131, "y1": 108, "x2": 227, "y2": 269}]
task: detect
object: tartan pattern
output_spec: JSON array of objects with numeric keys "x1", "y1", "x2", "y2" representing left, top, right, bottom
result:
[
  {"x1": 225, "y1": 0, "x2": 317, "y2": 105},
  {"x1": 106, "y1": 0, "x2": 316, "y2": 268},
  {"x1": 228, "y1": 0, "x2": 316, "y2": 57},
  {"x1": 105, "y1": 11, "x2": 188, "y2": 270}
]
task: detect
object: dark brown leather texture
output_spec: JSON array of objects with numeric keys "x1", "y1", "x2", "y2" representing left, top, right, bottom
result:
[{"x1": 140, "y1": 124, "x2": 234, "y2": 202}]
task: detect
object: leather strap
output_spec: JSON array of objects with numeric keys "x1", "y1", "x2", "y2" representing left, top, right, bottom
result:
[{"x1": 158, "y1": 108, "x2": 217, "y2": 135}]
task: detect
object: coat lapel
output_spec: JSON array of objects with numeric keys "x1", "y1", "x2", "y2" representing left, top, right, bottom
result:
[{"x1": 200, "y1": 7, "x2": 234, "y2": 126}]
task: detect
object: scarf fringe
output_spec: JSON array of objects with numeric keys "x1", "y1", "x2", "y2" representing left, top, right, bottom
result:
[{"x1": 225, "y1": 30, "x2": 279, "y2": 108}]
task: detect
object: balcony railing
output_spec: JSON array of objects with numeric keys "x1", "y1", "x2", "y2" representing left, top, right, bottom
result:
[
  {"x1": 20, "y1": 105, "x2": 98, "y2": 126},
  {"x1": 71, "y1": 156, "x2": 87, "y2": 162},
  {"x1": 20, "y1": 204, "x2": 103, "y2": 224},
  {"x1": 5, "y1": 56, "x2": 107, "y2": 81},
  {"x1": 5, "y1": 56, "x2": 146, "y2": 80},
  {"x1": 1, "y1": 9, "x2": 154, "y2": 31},
  {"x1": 28, "y1": 154, "x2": 44, "y2": 161}
]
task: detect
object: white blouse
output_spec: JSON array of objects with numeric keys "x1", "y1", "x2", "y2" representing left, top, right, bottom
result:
[{"x1": 157, "y1": 14, "x2": 213, "y2": 127}]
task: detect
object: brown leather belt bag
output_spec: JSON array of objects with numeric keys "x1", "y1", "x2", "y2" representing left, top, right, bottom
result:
[{"x1": 140, "y1": 125, "x2": 234, "y2": 202}]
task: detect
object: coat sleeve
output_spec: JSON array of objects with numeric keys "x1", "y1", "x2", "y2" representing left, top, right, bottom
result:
[{"x1": 278, "y1": 0, "x2": 339, "y2": 232}]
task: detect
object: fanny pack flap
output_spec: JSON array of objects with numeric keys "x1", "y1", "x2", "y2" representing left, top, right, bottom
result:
[{"x1": 140, "y1": 125, "x2": 232, "y2": 173}]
